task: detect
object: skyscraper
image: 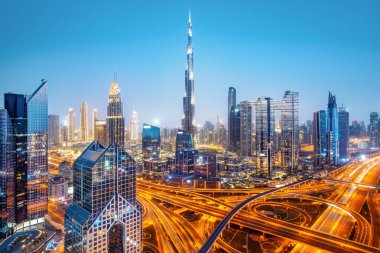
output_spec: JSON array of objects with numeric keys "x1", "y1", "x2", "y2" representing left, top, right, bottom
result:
[
  {"x1": 80, "y1": 101, "x2": 88, "y2": 141},
  {"x1": 92, "y1": 109, "x2": 99, "y2": 140},
  {"x1": 229, "y1": 104, "x2": 241, "y2": 152},
  {"x1": 67, "y1": 108, "x2": 75, "y2": 142},
  {"x1": 4, "y1": 80, "x2": 48, "y2": 231},
  {"x1": 240, "y1": 101, "x2": 253, "y2": 157},
  {"x1": 182, "y1": 11, "x2": 196, "y2": 140},
  {"x1": 280, "y1": 91, "x2": 299, "y2": 173},
  {"x1": 0, "y1": 109, "x2": 15, "y2": 235},
  {"x1": 228, "y1": 87, "x2": 236, "y2": 147},
  {"x1": 313, "y1": 110, "x2": 327, "y2": 167},
  {"x1": 48, "y1": 114, "x2": 60, "y2": 147},
  {"x1": 142, "y1": 123, "x2": 161, "y2": 159},
  {"x1": 327, "y1": 92, "x2": 339, "y2": 165},
  {"x1": 64, "y1": 141, "x2": 142, "y2": 253},
  {"x1": 255, "y1": 97, "x2": 275, "y2": 177},
  {"x1": 94, "y1": 120, "x2": 107, "y2": 145},
  {"x1": 106, "y1": 80, "x2": 125, "y2": 148},
  {"x1": 130, "y1": 110, "x2": 139, "y2": 145},
  {"x1": 369, "y1": 112, "x2": 379, "y2": 148},
  {"x1": 338, "y1": 106, "x2": 349, "y2": 162}
]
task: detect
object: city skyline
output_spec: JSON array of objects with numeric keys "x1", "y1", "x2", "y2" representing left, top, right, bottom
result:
[{"x1": 1, "y1": 1, "x2": 380, "y2": 127}]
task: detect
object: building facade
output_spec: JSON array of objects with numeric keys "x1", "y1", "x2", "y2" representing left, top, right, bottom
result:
[
  {"x1": 80, "y1": 101, "x2": 88, "y2": 141},
  {"x1": 48, "y1": 114, "x2": 60, "y2": 147},
  {"x1": 67, "y1": 108, "x2": 75, "y2": 142},
  {"x1": 228, "y1": 87, "x2": 236, "y2": 148},
  {"x1": 229, "y1": 104, "x2": 241, "y2": 153},
  {"x1": 239, "y1": 101, "x2": 253, "y2": 157},
  {"x1": 94, "y1": 120, "x2": 107, "y2": 146},
  {"x1": 64, "y1": 142, "x2": 142, "y2": 253},
  {"x1": 313, "y1": 110, "x2": 327, "y2": 167},
  {"x1": 326, "y1": 92, "x2": 339, "y2": 165},
  {"x1": 92, "y1": 109, "x2": 99, "y2": 140},
  {"x1": 338, "y1": 107, "x2": 349, "y2": 162},
  {"x1": 369, "y1": 112, "x2": 379, "y2": 148},
  {"x1": 142, "y1": 123, "x2": 160, "y2": 159}
]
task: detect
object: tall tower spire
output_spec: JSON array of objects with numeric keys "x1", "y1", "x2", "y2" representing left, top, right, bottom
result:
[{"x1": 182, "y1": 10, "x2": 196, "y2": 144}]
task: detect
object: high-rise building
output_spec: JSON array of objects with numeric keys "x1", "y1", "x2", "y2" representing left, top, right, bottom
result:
[
  {"x1": 229, "y1": 104, "x2": 241, "y2": 152},
  {"x1": 280, "y1": 91, "x2": 299, "y2": 173},
  {"x1": 195, "y1": 153, "x2": 217, "y2": 179},
  {"x1": 182, "y1": 11, "x2": 196, "y2": 140},
  {"x1": 80, "y1": 101, "x2": 88, "y2": 141},
  {"x1": 48, "y1": 114, "x2": 60, "y2": 147},
  {"x1": 214, "y1": 114, "x2": 227, "y2": 146},
  {"x1": 94, "y1": 120, "x2": 107, "y2": 145},
  {"x1": 255, "y1": 97, "x2": 275, "y2": 177},
  {"x1": 4, "y1": 80, "x2": 48, "y2": 231},
  {"x1": 369, "y1": 112, "x2": 379, "y2": 148},
  {"x1": 326, "y1": 92, "x2": 339, "y2": 165},
  {"x1": 142, "y1": 123, "x2": 161, "y2": 159},
  {"x1": 64, "y1": 141, "x2": 142, "y2": 253},
  {"x1": 91, "y1": 109, "x2": 99, "y2": 140},
  {"x1": 228, "y1": 87, "x2": 236, "y2": 147},
  {"x1": 313, "y1": 110, "x2": 327, "y2": 167},
  {"x1": 176, "y1": 129, "x2": 193, "y2": 150},
  {"x1": 67, "y1": 108, "x2": 75, "y2": 142},
  {"x1": 240, "y1": 101, "x2": 253, "y2": 157},
  {"x1": 338, "y1": 106, "x2": 349, "y2": 162},
  {"x1": 106, "y1": 81, "x2": 125, "y2": 148},
  {"x1": 0, "y1": 109, "x2": 15, "y2": 235},
  {"x1": 130, "y1": 110, "x2": 139, "y2": 144}
]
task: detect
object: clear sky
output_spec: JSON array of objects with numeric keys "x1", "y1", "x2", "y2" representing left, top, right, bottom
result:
[{"x1": 1, "y1": 0, "x2": 380, "y2": 128}]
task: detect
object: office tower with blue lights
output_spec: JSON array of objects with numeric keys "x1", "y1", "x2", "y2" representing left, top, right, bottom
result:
[
  {"x1": 228, "y1": 87, "x2": 236, "y2": 148},
  {"x1": 326, "y1": 92, "x2": 339, "y2": 165},
  {"x1": 3, "y1": 80, "x2": 48, "y2": 232},
  {"x1": 175, "y1": 130, "x2": 198, "y2": 175},
  {"x1": 142, "y1": 123, "x2": 161, "y2": 159},
  {"x1": 0, "y1": 109, "x2": 15, "y2": 235},
  {"x1": 280, "y1": 91, "x2": 299, "y2": 173},
  {"x1": 313, "y1": 110, "x2": 327, "y2": 167},
  {"x1": 369, "y1": 112, "x2": 379, "y2": 148},
  {"x1": 107, "y1": 80, "x2": 125, "y2": 148},
  {"x1": 255, "y1": 97, "x2": 275, "y2": 177},
  {"x1": 338, "y1": 106, "x2": 349, "y2": 162},
  {"x1": 239, "y1": 101, "x2": 253, "y2": 157},
  {"x1": 182, "y1": 11, "x2": 196, "y2": 141},
  {"x1": 64, "y1": 141, "x2": 142, "y2": 253},
  {"x1": 229, "y1": 104, "x2": 241, "y2": 153}
]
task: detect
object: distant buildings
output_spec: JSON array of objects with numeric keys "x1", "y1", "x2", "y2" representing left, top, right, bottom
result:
[
  {"x1": 64, "y1": 142, "x2": 142, "y2": 253},
  {"x1": 1, "y1": 80, "x2": 48, "y2": 233},
  {"x1": 91, "y1": 109, "x2": 99, "y2": 140},
  {"x1": 106, "y1": 81, "x2": 125, "y2": 148},
  {"x1": 94, "y1": 120, "x2": 107, "y2": 145},
  {"x1": 48, "y1": 114, "x2": 60, "y2": 147},
  {"x1": 338, "y1": 106, "x2": 349, "y2": 162},
  {"x1": 182, "y1": 12, "x2": 196, "y2": 139},
  {"x1": 80, "y1": 101, "x2": 88, "y2": 141},
  {"x1": 48, "y1": 175, "x2": 68, "y2": 202},
  {"x1": 67, "y1": 108, "x2": 75, "y2": 142},
  {"x1": 142, "y1": 123, "x2": 161, "y2": 159}
]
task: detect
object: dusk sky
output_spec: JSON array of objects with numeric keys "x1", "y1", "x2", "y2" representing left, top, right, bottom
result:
[{"x1": 1, "y1": 0, "x2": 380, "y2": 128}]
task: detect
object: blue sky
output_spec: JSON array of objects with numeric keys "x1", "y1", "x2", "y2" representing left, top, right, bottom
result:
[{"x1": 1, "y1": 0, "x2": 380, "y2": 127}]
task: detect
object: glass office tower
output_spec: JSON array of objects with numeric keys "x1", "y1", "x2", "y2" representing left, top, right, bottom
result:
[
  {"x1": 369, "y1": 112, "x2": 379, "y2": 148},
  {"x1": 142, "y1": 123, "x2": 161, "y2": 159},
  {"x1": 176, "y1": 130, "x2": 193, "y2": 150},
  {"x1": 313, "y1": 110, "x2": 327, "y2": 167},
  {"x1": 229, "y1": 104, "x2": 241, "y2": 153},
  {"x1": 280, "y1": 91, "x2": 299, "y2": 174},
  {"x1": 64, "y1": 141, "x2": 142, "y2": 253},
  {"x1": 327, "y1": 92, "x2": 339, "y2": 165},
  {"x1": 107, "y1": 81, "x2": 125, "y2": 148},
  {"x1": 228, "y1": 87, "x2": 236, "y2": 148},
  {"x1": 0, "y1": 109, "x2": 15, "y2": 235},
  {"x1": 4, "y1": 80, "x2": 48, "y2": 231},
  {"x1": 338, "y1": 107, "x2": 349, "y2": 162},
  {"x1": 239, "y1": 101, "x2": 252, "y2": 157}
]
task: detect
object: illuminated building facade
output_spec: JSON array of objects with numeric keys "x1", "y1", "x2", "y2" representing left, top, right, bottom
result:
[
  {"x1": 48, "y1": 114, "x2": 60, "y2": 147},
  {"x1": 64, "y1": 141, "x2": 142, "y2": 253},
  {"x1": 0, "y1": 109, "x2": 15, "y2": 235},
  {"x1": 327, "y1": 92, "x2": 339, "y2": 165},
  {"x1": 313, "y1": 110, "x2": 327, "y2": 167},
  {"x1": 106, "y1": 81, "x2": 125, "y2": 148},
  {"x1": 176, "y1": 129, "x2": 193, "y2": 150},
  {"x1": 195, "y1": 153, "x2": 217, "y2": 179},
  {"x1": 67, "y1": 108, "x2": 75, "y2": 142},
  {"x1": 228, "y1": 87, "x2": 236, "y2": 147},
  {"x1": 338, "y1": 106, "x2": 349, "y2": 162},
  {"x1": 369, "y1": 112, "x2": 379, "y2": 148},
  {"x1": 80, "y1": 101, "x2": 88, "y2": 141},
  {"x1": 280, "y1": 91, "x2": 299, "y2": 173},
  {"x1": 175, "y1": 129, "x2": 198, "y2": 175},
  {"x1": 182, "y1": 11, "x2": 196, "y2": 139},
  {"x1": 4, "y1": 80, "x2": 48, "y2": 231},
  {"x1": 142, "y1": 123, "x2": 160, "y2": 159},
  {"x1": 229, "y1": 104, "x2": 241, "y2": 152},
  {"x1": 255, "y1": 97, "x2": 275, "y2": 177}
]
